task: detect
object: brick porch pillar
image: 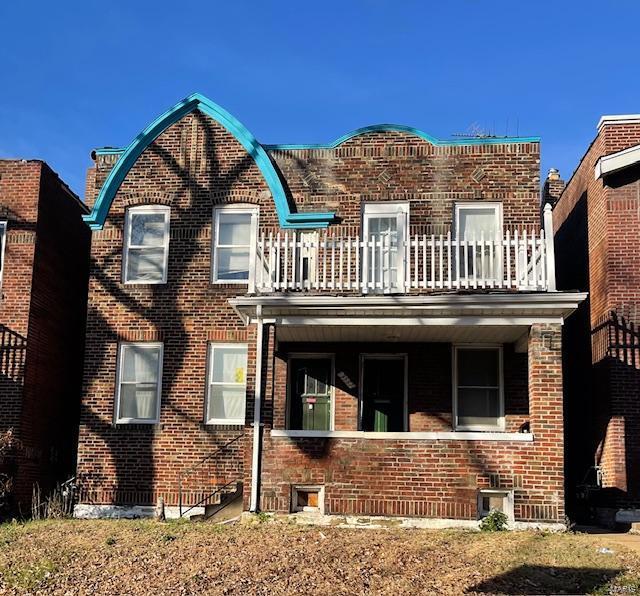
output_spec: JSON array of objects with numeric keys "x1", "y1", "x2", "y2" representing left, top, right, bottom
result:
[{"x1": 528, "y1": 323, "x2": 565, "y2": 522}]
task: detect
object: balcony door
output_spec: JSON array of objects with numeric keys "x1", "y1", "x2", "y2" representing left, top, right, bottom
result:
[
  {"x1": 361, "y1": 202, "x2": 408, "y2": 293},
  {"x1": 360, "y1": 354, "x2": 407, "y2": 432},
  {"x1": 454, "y1": 203, "x2": 503, "y2": 284}
]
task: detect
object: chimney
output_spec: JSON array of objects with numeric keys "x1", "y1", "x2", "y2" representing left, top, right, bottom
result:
[{"x1": 542, "y1": 168, "x2": 565, "y2": 208}]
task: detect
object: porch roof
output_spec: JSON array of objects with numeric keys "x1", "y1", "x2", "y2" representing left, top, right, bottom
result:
[{"x1": 229, "y1": 292, "x2": 587, "y2": 329}]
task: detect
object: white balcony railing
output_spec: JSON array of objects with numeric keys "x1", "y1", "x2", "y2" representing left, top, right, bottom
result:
[{"x1": 248, "y1": 205, "x2": 556, "y2": 295}]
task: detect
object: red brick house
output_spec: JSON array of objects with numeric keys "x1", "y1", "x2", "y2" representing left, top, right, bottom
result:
[
  {"x1": 74, "y1": 94, "x2": 585, "y2": 528},
  {"x1": 0, "y1": 160, "x2": 91, "y2": 510},
  {"x1": 551, "y1": 115, "x2": 640, "y2": 526}
]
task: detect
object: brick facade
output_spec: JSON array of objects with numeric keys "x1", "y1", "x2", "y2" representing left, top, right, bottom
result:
[
  {"x1": 553, "y1": 118, "x2": 640, "y2": 517},
  {"x1": 0, "y1": 160, "x2": 90, "y2": 507},
  {"x1": 76, "y1": 99, "x2": 573, "y2": 525}
]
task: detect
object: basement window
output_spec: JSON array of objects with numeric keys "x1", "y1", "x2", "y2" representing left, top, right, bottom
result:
[
  {"x1": 292, "y1": 485, "x2": 324, "y2": 514},
  {"x1": 477, "y1": 489, "x2": 514, "y2": 521}
]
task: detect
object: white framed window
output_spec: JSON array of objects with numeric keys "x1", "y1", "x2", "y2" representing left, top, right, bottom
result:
[
  {"x1": 0, "y1": 221, "x2": 7, "y2": 289},
  {"x1": 477, "y1": 489, "x2": 514, "y2": 522},
  {"x1": 287, "y1": 354, "x2": 335, "y2": 431},
  {"x1": 115, "y1": 342, "x2": 163, "y2": 424},
  {"x1": 206, "y1": 343, "x2": 248, "y2": 425},
  {"x1": 453, "y1": 202, "x2": 503, "y2": 282},
  {"x1": 212, "y1": 206, "x2": 258, "y2": 283},
  {"x1": 453, "y1": 345, "x2": 504, "y2": 431},
  {"x1": 361, "y1": 202, "x2": 409, "y2": 293},
  {"x1": 123, "y1": 206, "x2": 170, "y2": 284}
]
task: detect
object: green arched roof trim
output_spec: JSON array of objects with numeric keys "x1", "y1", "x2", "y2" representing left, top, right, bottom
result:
[{"x1": 83, "y1": 93, "x2": 336, "y2": 230}]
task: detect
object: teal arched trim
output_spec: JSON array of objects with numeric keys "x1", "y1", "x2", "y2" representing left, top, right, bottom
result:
[
  {"x1": 83, "y1": 93, "x2": 336, "y2": 230},
  {"x1": 263, "y1": 124, "x2": 540, "y2": 150}
]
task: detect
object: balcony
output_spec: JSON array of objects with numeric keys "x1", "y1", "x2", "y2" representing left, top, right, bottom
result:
[{"x1": 248, "y1": 206, "x2": 556, "y2": 295}]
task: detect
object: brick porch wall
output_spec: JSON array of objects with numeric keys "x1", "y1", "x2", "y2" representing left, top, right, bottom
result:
[{"x1": 258, "y1": 324, "x2": 564, "y2": 523}]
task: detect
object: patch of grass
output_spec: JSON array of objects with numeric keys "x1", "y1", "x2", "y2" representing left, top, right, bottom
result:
[
  {"x1": 160, "y1": 533, "x2": 177, "y2": 543},
  {"x1": 256, "y1": 512, "x2": 271, "y2": 524},
  {"x1": 0, "y1": 558, "x2": 57, "y2": 590},
  {"x1": 105, "y1": 536, "x2": 116, "y2": 546}
]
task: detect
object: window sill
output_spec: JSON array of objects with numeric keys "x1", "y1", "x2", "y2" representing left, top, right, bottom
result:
[
  {"x1": 113, "y1": 421, "x2": 162, "y2": 429},
  {"x1": 201, "y1": 422, "x2": 245, "y2": 430},
  {"x1": 270, "y1": 430, "x2": 534, "y2": 442}
]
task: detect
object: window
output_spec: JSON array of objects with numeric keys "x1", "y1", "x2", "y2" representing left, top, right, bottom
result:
[
  {"x1": 115, "y1": 343, "x2": 163, "y2": 423},
  {"x1": 206, "y1": 343, "x2": 248, "y2": 425},
  {"x1": 212, "y1": 206, "x2": 258, "y2": 283},
  {"x1": 288, "y1": 356, "x2": 333, "y2": 431},
  {"x1": 0, "y1": 221, "x2": 7, "y2": 288},
  {"x1": 123, "y1": 206, "x2": 170, "y2": 283},
  {"x1": 292, "y1": 485, "x2": 325, "y2": 514},
  {"x1": 453, "y1": 203, "x2": 502, "y2": 282},
  {"x1": 453, "y1": 346, "x2": 504, "y2": 431},
  {"x1": 361, "y1": 202, "x2": 408, "y2": 292},
  {"x1": 477, "y1": 489, "x2": 513, "y2": 522}
]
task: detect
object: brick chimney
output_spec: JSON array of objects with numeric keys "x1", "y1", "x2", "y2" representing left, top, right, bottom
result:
[{"x1": 542, "y1": 168, "x2": 565, "y2": 208}]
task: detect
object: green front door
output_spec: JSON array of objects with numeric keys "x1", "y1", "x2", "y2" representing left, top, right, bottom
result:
[
  {"x1": 361, "y1": 356, "x2": 405, "y2": 432},
  {"x1": 290, "y1": 358, "x2": 332, "y2": 431}
]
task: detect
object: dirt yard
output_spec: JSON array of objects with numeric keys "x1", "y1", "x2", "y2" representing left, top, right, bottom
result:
[{"x1": 0, "y1": 519, "x2": 639, "y2": 595}]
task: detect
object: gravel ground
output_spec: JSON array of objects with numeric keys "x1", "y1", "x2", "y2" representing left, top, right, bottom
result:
[{"x1": 0, "y1": 519, "x2": 639, "y2": 595}]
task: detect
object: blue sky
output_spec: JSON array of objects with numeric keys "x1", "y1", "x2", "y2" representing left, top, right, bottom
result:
[{"x1": 1, "y1": 1, "x2": 639, "y2": 197}]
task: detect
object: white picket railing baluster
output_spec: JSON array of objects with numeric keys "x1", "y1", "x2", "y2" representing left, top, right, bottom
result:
[{"x1": 249, "y1": 226, "x2": 554, "y2": 294}]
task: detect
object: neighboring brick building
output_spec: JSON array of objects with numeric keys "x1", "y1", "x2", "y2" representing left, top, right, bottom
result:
[
  {"x1": 74, "y1": 93, "x2": 585, "y2": 527},
  {"x1": 552, "y1": 115, "x2": 640, "y2": 525},
  {"x1": 0, "y1": 160, "x2": 91, "y2": 510}
]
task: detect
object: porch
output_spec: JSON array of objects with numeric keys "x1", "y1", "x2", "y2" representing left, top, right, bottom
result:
[{"x1": 231, "y1": 291, "x2": 586, "y2": 523}]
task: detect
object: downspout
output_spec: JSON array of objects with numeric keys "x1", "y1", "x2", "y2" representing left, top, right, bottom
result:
[{"x1": 250, "y1": 305, "x2": 264, "y2": 512}]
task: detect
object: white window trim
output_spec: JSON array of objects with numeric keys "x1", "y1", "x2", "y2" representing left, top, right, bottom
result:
[
  {"x1": 358, "y1": 353, "x2": 409, "y2": 432},
  {"x1": 114, "y1": 342, "x2": 164, "y2": 424},
  {"x1": 361, "y1": 202, "x2": 409, "y2": 293},
  {"x1": 205, "y1": 342, "x2": 248, "y2": 425},
  {"x1": 0, "y1": 221, "x2": 7, "y2": 290},
  {"x1": 452, "y1": 344, "x2": 505, "y2": 432},
  {"x1": 122, "y1": 205, "x2": 170, "y2": 285},
  {"x1": 453, "y1": 202, "x2": 504, "y2": 240},
  {"x1": 286, "y1": 353, "x2": 335, "y2": 431},
  {"x1": 211, "y1": 205, "x2": 259, "y2": 285}
]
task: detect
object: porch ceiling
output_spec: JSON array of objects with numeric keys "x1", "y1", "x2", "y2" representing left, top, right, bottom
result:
[{"x1": 277, "y1": 324, "x2": 529, "y2": 344}]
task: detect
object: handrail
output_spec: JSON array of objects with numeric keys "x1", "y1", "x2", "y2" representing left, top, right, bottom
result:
[
  {"x1": 178, "y1": 433, "x2": 244, "y2": 517},
  {"x1": 179, "y1": 479, "x2": 239, "y2": 519}
]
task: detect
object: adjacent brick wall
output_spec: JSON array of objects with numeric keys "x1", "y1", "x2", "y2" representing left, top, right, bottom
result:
[
  {"x1": 0, "y1": 160, "x2": 90, "y2": 506},
  {"x1": 554, "y1": 120, "x2": 640, "y2": 513}
]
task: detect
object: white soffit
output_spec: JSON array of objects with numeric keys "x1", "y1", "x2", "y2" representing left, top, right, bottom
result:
[
  {"x1": 595, "y1": 143, "x2": 640, "y2": 179},
  {"x1": 277, "y1": 324, "x2": 528, "y2": 344}
]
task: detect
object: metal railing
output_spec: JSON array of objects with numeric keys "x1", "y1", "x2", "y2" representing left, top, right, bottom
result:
[{"x1": 177, "y1": 433, "x2": 244, "y2": 518}]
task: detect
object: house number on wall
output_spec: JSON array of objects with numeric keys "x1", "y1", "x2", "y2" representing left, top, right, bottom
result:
[{"x1": 337, "y1": 371, "x2": 356, "y2": 390}]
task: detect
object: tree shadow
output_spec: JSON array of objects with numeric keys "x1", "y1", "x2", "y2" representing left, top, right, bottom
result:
[
  {"x1": 467, "y1": 564, "x2": 621, "y2": 595},
  {"x1": 78, "y1": 110, "x2": 265, "y2": 509}
]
